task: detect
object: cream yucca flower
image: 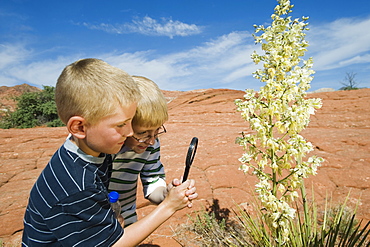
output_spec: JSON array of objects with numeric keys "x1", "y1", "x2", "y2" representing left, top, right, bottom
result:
[{"x1": 235, "y1": 0, "x2": 324, "y2": 243}]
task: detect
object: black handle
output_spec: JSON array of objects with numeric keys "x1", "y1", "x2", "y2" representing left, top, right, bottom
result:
[{"x1": 182, "y1": 137, "x2": 198, "y2": 182}]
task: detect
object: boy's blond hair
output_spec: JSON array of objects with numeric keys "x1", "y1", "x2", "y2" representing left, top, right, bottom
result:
[
  {"x1": 132, "y1": 76, "x2": 168, "y2": 128},
  {"x1": 55, "y1": 58, "x2": 140, "y2": 125}
]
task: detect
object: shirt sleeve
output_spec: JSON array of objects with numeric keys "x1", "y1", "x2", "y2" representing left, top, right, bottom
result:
[
  {"x1": 44, "y1": 188, "x2": 123, "y2": 246},
  {"x1": 140, "y1": 139, "x2": 167, "y2": 197}
]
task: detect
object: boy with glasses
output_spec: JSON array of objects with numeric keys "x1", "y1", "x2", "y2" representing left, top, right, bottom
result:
[{"x1": 109, "y1": 76, "x2": 186, "y2": 227}]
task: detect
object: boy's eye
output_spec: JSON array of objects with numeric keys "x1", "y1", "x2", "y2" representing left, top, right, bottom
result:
[
  {"x1": 117, "y1": 123, "x2": 126, "y2": 127},
  {"x1": 136, "y1": 131, "x2": 147, "y2": 136}
]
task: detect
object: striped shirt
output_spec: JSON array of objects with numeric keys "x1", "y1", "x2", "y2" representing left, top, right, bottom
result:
[
  {"x1": 22, "y1": 137, "x2": 123, "y2": 246},
  {"x1": 108, "y1": 139, "x2": 166, "y2": 226}
]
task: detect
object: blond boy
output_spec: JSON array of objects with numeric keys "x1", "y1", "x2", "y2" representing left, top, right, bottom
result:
[
  {"x1": 22, "y1": 59, "x2": 197, "y2": 246},
  {"x1": 109, "y1": 76, "x2": 173, "y2": 226}
]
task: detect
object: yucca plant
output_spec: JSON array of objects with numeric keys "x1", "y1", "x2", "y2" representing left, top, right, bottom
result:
[
  {"x1": 234, "y1": 0, "x2": 370, "y2": 245},
  {"x1": 235, "y1": 0, "x2": 323, "y2": 244},
  {"x1": 174, "y1": 0, "x2": 369, "y2": 246}
]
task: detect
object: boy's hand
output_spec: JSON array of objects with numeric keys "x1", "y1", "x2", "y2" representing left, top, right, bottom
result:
[
  {"x1": 184, "y1": 179, "x2": 197, "y2": 207},
  {"x1": 166, "y1": 178, "x2": 197, "y2": 208},
  {"x1": 163, "y1": 179, "x2": 195, "y2": 211},
  {"x1": 162, "y1": 178, "x2": 181, "y2": 199},
  {"x1": 117, "y1": 215, "x2": 125, "y2": 228},
  {"x1": 148, "y1": 177, "x2": 197, "y2": 205}
]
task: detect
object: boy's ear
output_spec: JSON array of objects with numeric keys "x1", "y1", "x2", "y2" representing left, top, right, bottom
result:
[{"x1": 67, "y1": 116, "x2": 87, "y2": 139}]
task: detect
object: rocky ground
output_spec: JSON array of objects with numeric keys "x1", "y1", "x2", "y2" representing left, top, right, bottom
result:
[{"x1": 0, "y1": 88, "x2": 369, "y2": 246}]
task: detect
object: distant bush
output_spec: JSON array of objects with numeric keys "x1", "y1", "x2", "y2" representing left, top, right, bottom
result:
[
  {"x1": 339, "y1": 72, "x2": 361, "y2": 91},
  {"x1": 339, "y1": 86, "x2": 360, "y2": 91},
  {"x1": 0, "y1": 86, "x2": 64, "y2": 129}
]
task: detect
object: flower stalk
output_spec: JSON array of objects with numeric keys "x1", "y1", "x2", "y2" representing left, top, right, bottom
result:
[{"x1": 235, "y1": 0, "x2": 324, "y2": 243}]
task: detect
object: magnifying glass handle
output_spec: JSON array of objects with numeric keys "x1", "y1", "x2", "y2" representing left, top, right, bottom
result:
[
  {"x1": 182, "y1": 165, "x2": 190, "y2": 183},
  {"x1": 182, "y1": 137, "x2": 198, "y2": 183}
]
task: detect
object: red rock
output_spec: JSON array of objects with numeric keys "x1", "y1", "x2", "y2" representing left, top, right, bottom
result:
[
  {"x1": 0, "y1": 84, "x2": 41, "y2": 116},
  {"x1": 0, "y1": 88, "x2": 369, "y2": 246}
]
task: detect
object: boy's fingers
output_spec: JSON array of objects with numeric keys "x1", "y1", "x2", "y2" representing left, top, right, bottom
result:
[
  {"x1": 179, "y1": 179, "x2": 191, "y2": 188},
  {"x1": 187, "y1": 179, "x2": 195, "y2": 189},
  {"x1": 189, "y1": 192, "x2": 198, "y2": 199},
  {"x1": 185, "y1": 185, "x2": 196, "y2": 195},
  {"x1": 172, "y1": 178, "x2": 181, "y2": 186}
]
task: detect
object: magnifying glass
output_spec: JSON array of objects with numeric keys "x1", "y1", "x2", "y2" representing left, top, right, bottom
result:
[{"x1": 182, "y1": 137, "x2": 198, "y2": 183}]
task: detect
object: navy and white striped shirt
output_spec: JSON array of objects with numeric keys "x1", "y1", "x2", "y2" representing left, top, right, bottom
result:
[{"x1": 22, "y1": 137, "x2": 123, "y2": 246}]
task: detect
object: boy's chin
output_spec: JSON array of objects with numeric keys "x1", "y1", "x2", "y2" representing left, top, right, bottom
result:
[{"x1": 134, "y1": 147, "x2": 147, "y2": 154}]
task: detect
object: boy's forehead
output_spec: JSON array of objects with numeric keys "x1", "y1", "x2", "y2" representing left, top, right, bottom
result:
[
  {"x1": 133, "y1": 124, "x2": 162, "y2": 132},
  {"x1": 102, "y1": 102, "x2": 137, "y2": 121}
]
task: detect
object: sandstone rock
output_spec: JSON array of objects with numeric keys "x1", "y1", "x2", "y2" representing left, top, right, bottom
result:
[
  {"x1": 0, "y1": 88, "x2": 369, "y2": 246},
  {"x1": 309, "y1": 87, "x2": 336, "y2": 93}
]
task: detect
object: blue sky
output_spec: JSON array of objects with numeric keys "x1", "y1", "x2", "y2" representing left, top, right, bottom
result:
[{"x1": 1, "y1": 0, "x2": 370, "y2": 92}]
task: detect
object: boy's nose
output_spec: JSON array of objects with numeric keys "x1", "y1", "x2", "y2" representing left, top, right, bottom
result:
[
  {"x1": 145, "y1": 136, "x2": 155, "y2": 145},
  {"x1": 124, "y1": 124, "x2": 134, "y2": 137}
]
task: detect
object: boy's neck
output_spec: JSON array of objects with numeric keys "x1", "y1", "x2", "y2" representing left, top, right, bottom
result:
[{"x1": 69, "y1": 135, "x2": 102, "y2": 157}]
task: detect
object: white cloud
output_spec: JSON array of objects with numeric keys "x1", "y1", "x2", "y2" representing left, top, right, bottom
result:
[
  {"x1": 131, "y1": 31, "x2": 256, "y2": 90},
  {"x1": 82, "y1": 16, "x2": 203, "y2": 38},
  {"x1": 2, "y1": 16, "x2": 370, "y2": 91},
  {"x1": 339, "y1": 54, "x2": 370, "y2": 66},
  {"x1": 0, "y1": 43, "x2": 79, "y2": 87},
  {"x1": 93, "y1": 31, "x2": 257, "y2": 90},
  {"x1": 7, "y1": 58, "x2": 74, "y2": 87},
  {"x1": 307, "y1": 16, "x2": 370, "y2": 71},
  {"x1": 98, "y1": 16, "x2": 370, "y2": 90},
  {"x1": 0, "y1": 43, "x2": 31, "y2": 70}
]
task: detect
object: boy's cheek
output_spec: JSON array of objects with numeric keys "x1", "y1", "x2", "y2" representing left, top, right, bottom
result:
[{"x1": 123, "y1": 138, "x2": 136, "y2": 150}]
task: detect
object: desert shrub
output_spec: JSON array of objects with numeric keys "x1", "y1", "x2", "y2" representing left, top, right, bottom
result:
[
  {"x1": 0, "y1": 86, "x2": 64, "y2": 129},
  {"x1": 175, "y1": 199, "x2": 370, "y2": 246},
  {"x1": 339, "y1": 72, "x2": 361, "y2": 91},
  {"x1": 173, "y1": 200, "x2": 253, "y2": 246},
  {"x1": 339, "y1": 86, "x2": 360, "y2": 91}
]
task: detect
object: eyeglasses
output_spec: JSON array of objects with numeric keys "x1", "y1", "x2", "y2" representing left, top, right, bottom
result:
[{"x1": 131, "y1": 125, "x2": 167, "y2": 143}]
